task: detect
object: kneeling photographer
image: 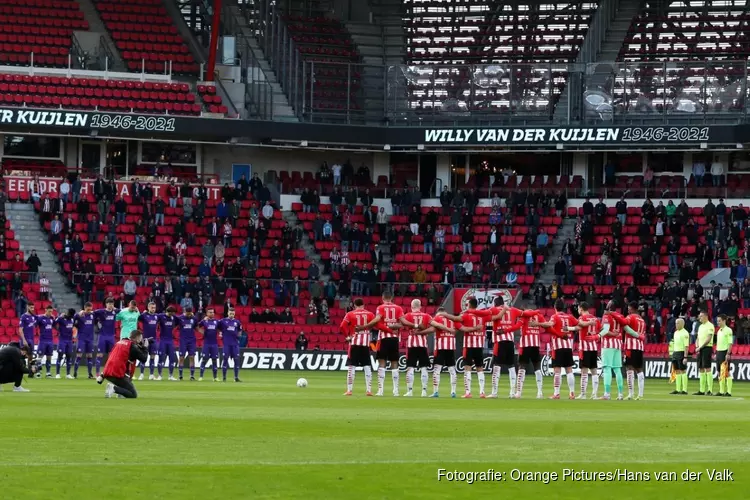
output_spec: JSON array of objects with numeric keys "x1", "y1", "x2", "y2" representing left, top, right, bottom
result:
[
  {"x1": 0, "y1": 342, "x2": 39, "y2": 392},
  {"x1": 102, "y1": 329, "x2": 148, "y2": 399}
]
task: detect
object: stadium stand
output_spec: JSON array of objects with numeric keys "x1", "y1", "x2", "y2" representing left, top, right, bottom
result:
[
  {"x1": 401, "y1": 0, "x2": 598, "y2": 115},
  {"x1": 93, "y1": 0, "x2": 199, "y2": 75},
  {"x1": 284, "y1": 15, "x2": 363, "y2": 115},
  {"x1": 0, "y1": 0, "x2": 86, "y2": 68},
  {"x1": 0, "y1": 73, "x2": 202, "y2": 115}
]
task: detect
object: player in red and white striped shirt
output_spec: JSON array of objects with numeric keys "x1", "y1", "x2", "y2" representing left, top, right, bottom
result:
[
  {"x1": 439, "y1": 297, "x2": 488, "y2": 398},
  {"x1": 537, "y1": 299, "x2": 578, "y2": 399},
  {"x1": 360, "y1": 290, "x2": 405, "y2": 396},
  {"x1": 617, "y1": 302, "x2": 647, "y2": 400},
  {"x1": 473, "y1": 297, "x2": 524, "y2": 399},
  {"x1": 566, "y1": 302, "x2": 600, "y2": 399},
  {"x1": 339, "y1": 298, "x2": 376, "y2": 396},
  {"x1": 401, "y1": 299, "x2": 433, "y2": 397},
  {"x1": 515, "y1": 309, "x2": 546, "y2": 399},
  {"x1": 420, "y1": 307, "x2": 483, "y2": 398}
]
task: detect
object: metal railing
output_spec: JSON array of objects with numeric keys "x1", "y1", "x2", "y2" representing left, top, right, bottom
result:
[{"x1": 5, "y1": 52, "x2": 175, "y2": 79}]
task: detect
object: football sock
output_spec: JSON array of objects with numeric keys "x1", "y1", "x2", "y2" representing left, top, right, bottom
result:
[
  {"x1": 406, "y1": 367, "x2": 414, "y2": 392},
  {"x1": 553, "y1": 372, "x2": 561, "y2": 395},
  {"x1": 719, "y1": 377, "x2": 726, "y2": 394},
  {"x1": 420, "y1": 367, "x2": 428, "y2": 392},
  {"x1": 346, "y1": 366, "x2": 354, "y2": 392},
  {"x1": 74, "y1": 356, "x2": 80, "y2": 377},
  {"x1": 189, "y1": 364, "x2": 195, "y2": 378},
  {"x1": 149, "y1": 359, "x2": 155, "y2": 375},
  {"x1": 212, "y1": 358, "x2": 218, "y2": 378},
  {"x1": 179, "y1": 362, "x2": 184, "y2": 378},
  {"x1": 477, "y1": 371, "x2": 486, "y2": 394},
  {"x1": 615, "y1": 368, "x2": 624, "y2": 395},
  {"x1": 637, "y1": 372, "x2": 644, "y2": 397},
  {"x1": 158, "y1": 364, "x2": 164, "y2": 377},
  {"x1": 603, "y1": 367, "x2": 612, "y2": 394},
  {"x1": 516, "y1": 368, "x2": 526, "y2": 395},
  {"x1": 95, "y1": 358, "x2": 101, "y2": 375},
  {"x1": 681, "y1": 373, "x2": 688, "y2": 392},
  {"x1": 508, "y1": 366, "x2": 517, "y2": 396},
  {"x1": 464, "y1": 370, "x2": 472, "y2": 394},
  {"x1": 200, "y1": 361, "x2": 206, "y2": 378},
  {"x1": 56, "y1": 356, "x2": 62, "y2": 375},
  {"x1": 364, "y1": 366, "x2": 372, "y2": 392},
  {"x1": 45, "y1": 358, "x2": 50, "y2": 374},
  {"x1": 726, "y1": 376, "x2": 733, "y2": 394},
  {"x1": 432, "y1": 365, "x2": 442, "y2": 392},
  {"x1": 233, "y1": 358, "x2": 239, "y2": 379},
  {"x1": 707, "y1": 372, "x2": 714, "y2": 393},
  {"x1": 448, "y1": 366, "x2": 457, "y2": 394},
  {"x1": 566, "y1": 372, "x2": 575, "y2": 394},
  {"x1": 592, "y1": 372, "x2": 600, "y2": 396},
  {"x1": 676, "y1": 372, "x2": 683, "y2": 392},
  {"x1": 534, "y1": 369, "x2": 543, "y2": 394},
  {"x1": 66, "y1": 357, "x2": 72, "y2": 375},
  {"x1": 699, "y1": 372, "x2": 706, "y2": 392},
  {"x1": 580, "y1": 372, "x2": 589, "y2": 396},
  {"x1": 391, "y1": 369, "x2": 399, "y2": 393},
  {"x1": 491, "y1": 365, "x2": 501, "y2": 395},
  {"x1": 87, "y1": 358, "x2": 93, "y2": 376},
  {"x1": 626, "y1": 369, "x2": 634, "y2": 396},
  {"x1": 377, "y1": 367, "x2": 385, "y2": 393},
  {"x1": 140, "y1": 361, "x2": 146, "y2": 374},
  {"x1": 222, "y1": 356, "x2": 229, "y2": 379}
]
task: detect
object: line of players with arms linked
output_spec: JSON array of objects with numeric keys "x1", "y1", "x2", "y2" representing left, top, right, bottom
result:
[
  {"x1": 18, "y1": 298, "x2": 247, "y2": 384},
  {"x1": 340, "y1": 291, "x2": 733, "y2": 400}
]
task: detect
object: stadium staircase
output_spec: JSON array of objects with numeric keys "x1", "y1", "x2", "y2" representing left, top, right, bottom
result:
[
  {"x1": 5, "y1": 203, "x2": 81, "y2": 313},
  {"x1": 75, "y1": 0, "x2": 126, "y2": 71},
  {"x1": 554, "y1": 0, "x2": 641, "y2": 121},
  {"x1": 534, "y1": 217, "x2": 576, "y2": 286},
  {"x1": 344, "y1": 0, "x2": 406, "y2": 122},
  {"x1": 226, "y1": 3, "x2": 299, "y2": 121},
  {"x1": 282, "y1": 209, "x2": 330, "y2": 282}
]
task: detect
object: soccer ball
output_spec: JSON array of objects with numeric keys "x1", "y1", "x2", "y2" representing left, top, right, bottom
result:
[{"x1": 296, "y1": 378, "x2": 308, "y2": 388}]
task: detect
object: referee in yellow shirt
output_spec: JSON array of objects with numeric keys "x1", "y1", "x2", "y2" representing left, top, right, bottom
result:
[
  {"x1": 670, "y1": 318, "x2": 690, "y2": 395},
  {"x1": 715, "y1": 314, "x2": 733, "y2": 397},
  {"x1": 694, "y1": 311, "x2": 715, "y2": 396}
]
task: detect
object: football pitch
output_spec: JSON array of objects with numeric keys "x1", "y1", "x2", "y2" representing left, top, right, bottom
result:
[{"x1": 1, "y1": 372, "x2": 747, "y2": 499}]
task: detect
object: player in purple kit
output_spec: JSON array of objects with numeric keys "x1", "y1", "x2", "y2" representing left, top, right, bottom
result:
[
  {"x1": 176, "y1": 307, "x2": 198, "y2": 380},
  {"x1": 138, "y1": 302, "x2": 160, "y2": 380},
  {"x1": 94, "y1": 299, "x2": 119, "y2": 379},
  {"x1": 18, "y1": 303, "x2": 38, "y2": 355},
  {"x1": 198, "y1": 307, "x2": 220, "y2": 382},
  {"x1": 54, "y1": 308, "x2": 77, "y2": 379},
  {"x1": 157, "y1": 306, "x2": 178, "y2": 381},
  {"x1": 74, "y1": 302, "x2": 96, "y2": 379},
  {"x1": 36, "y1": 305, "x2": 57, "y2": 378},
  {"x1": 218, "y1": 308, "x2": 243, "y2": 382}
]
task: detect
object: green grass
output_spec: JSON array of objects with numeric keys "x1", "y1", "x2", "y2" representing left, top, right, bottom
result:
[{"x1": 1, "y1": 372, "x2": 748, "y2": 499}]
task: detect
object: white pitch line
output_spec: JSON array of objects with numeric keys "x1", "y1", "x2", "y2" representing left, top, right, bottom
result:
[{"x1": 2, "y1": 458, "x2": 746, "y2": 467}]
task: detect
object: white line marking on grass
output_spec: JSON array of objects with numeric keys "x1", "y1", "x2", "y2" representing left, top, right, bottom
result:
[{"x1": 4, "y1": 458, "x2": 746, "y2": 467}]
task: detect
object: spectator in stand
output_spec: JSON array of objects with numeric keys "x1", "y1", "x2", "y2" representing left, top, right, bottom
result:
[
  {"x1": 711, "y1": 157, "x2": 724, "y2": 186},
  {"x1": 524, "y1": 245, "x2": 535, "y2": 275},
  {"x1": 223, "y1": 220, "x2": 233, "y2": 248},
  {"x1": 581, "y1": 197, "x2": 593, "y2": 221},
  {"x1": 123, "y1": 275, "x2": 136, "y2": 303},
  {"x1": 154, "y1": 198, "x2": 166, "y2": 226},
  {"x1": 462, "y1": 225, "x2": 474, "y2": 254},
  {"x1": 615, "y1": 196, "x2": 627, "y2": 226},
  {"x1": 667, "y1": 236, "x2": 680, "y2": 273},
  {"x1": 376, "y1": 207, "x2": 389, "y2": 240},
  {"x1": 50, "y1": 215, "x2": 62, "y2": 241},
  {"x1": 114, "y1": 196, "x2": 127, "y2": 225},
  {"x1": 360, "y1": 189, "x2": 373, "y2": 212},
  {"x1": 25, "y1": 250, "x2": 41, "y2": 283},
  {"x1": 308, "y1": 261, "x2": 320, "y2": 281},
  {"x1": 344, "y1": 189, "x2": 357, "y2": 214},
  {"x1": 554, "y1": 191, "x2": 567, "y2": 218},
  {"x1": 505, "y1": 268, "x2": 518, "y2": 286},
  {"x1": 536, "y1": 229, "x2": 548, "y2": 253},
  {"x1": 692, "y1": 160, "x2": 706, "y2": 187},
  {"x1": 733, "y1": 204, "x2": 747, "y2": 231},
  {"x1": 644, "y1": 165, "x2": 654, "y2": 189},
  {"x1": 440, "y1": 187, "x2": 453, "y2": 214},
  {"x1": 331, "y1": 162, "x2": 342, "y2": 186},
  {"x1": 249, "y1": 173, "x2": 263, "y2": 199},
  {"x1": 401, "y1": 226, "x2": 412, "y2": 254},
  {"x1": 414, "y1": 265, "x2": 427, "y2": 294},
  {"x1": 390, "y1": 189, "x2": 402, "y2": 216},
  {"x1": 554, "y1": 257, "x2": 566, "y2": 285}
]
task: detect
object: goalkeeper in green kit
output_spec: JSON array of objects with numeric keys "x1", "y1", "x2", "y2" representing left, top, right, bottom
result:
[{"x1": 116, "y1": 301, "x2": 141, "y2": 339}]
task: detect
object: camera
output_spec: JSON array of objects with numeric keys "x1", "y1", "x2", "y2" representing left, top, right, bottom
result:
[{"x1": 29, "y1": 356, "x2": 42, "y2": 378}]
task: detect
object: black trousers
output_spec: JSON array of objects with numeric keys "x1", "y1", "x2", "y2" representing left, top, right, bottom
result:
[
  {"x1": 105, "y1": 376, "x2": 138, "y2": 398},
  {"x1": 0, "y1": 365, "x2": 23, "y2": 387}
]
